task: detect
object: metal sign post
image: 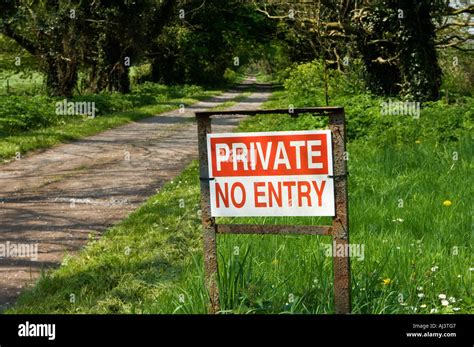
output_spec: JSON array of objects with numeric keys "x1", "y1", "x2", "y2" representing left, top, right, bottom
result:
[
  {"x1": 196, "y1": 107, "x2": 351, "y2": 314},
  {"x1": 197, "y1": 114, "x2": 220, "y2": 312},
  {"x1": 328, "y1": 109, "x2": 351, "y2": 314}
]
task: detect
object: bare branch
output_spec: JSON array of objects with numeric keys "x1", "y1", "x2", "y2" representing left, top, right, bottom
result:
[
  {"x1": 252, "y1": 1, "x2": 290, "y2": 20},
  {"x1": 2, "y1": 23, "x2": 38, "y2": 55},
  {"x1": 436, "y1": 34, "x2": 474, "y2": 46},
  {"x1": 437, "y1": 21, "x2": 474, "y2": 31},
  {"x1": 446, "y1": 5, "x2": 474, "y2": 15}
]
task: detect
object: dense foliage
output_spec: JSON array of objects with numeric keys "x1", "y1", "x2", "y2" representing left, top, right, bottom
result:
[
  {"x1": 2, "y1": 1, "x2": 471, "y2": 98},
  {"x1": 0, "y1": 83, "x2": 211, "y2": 136},
  {"x1": 251, "y1": 60, "x2": 473, "y2": 145}
]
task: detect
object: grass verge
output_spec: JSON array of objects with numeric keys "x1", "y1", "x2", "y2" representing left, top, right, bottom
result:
[
  {"x1": 8, "y1": 92, "x2": 472, "y2": 314},
  {"x1": 0, "y1": 85, "x2": 223, "y2": 162}
]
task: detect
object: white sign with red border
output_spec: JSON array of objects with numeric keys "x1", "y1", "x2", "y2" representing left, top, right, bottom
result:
[{"x1": 207, "y1": 130, "x2": 335, "y2": 217}]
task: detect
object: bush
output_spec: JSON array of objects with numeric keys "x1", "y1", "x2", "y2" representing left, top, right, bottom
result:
[
  {"x1": 0, "y1": 96, "x2": 58, "y2": 135},
  {"x1": 284, "y1": 60, "x2": 365, "y2": 107},
  {"x1": 255, "y1": 61, "x2": 473, "y2": 146},
  {"x1": 284, "y1": 61, "x2": 329, "y2": 106},
  {"x1": 0, "y1": 82, "x2": 209, "y2": 137},
  {"x1": 438, "y1": 49, "x2": 474, "y2": 98},
  {"x1": 72, "y1": 94, "x2": 132, "y2": 115}
]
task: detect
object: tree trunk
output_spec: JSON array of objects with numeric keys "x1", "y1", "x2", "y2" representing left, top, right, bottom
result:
[
  {"x1": 357, "y1": 0, "x2": 441, "y2": 101},
  {"x1": 108, "y1": 62, "x2": 130, "y2": 94},
  {"x1": 45, "y1": 58, "x2": 78, "y2": 98},
  {"x1": 398, "y1": 1, "x2": 441, "y2": 101}
]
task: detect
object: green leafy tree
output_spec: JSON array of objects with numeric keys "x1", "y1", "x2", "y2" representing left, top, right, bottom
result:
[
  {"x1": 0, "y1": 0, "x2": 176, "y2": 96},
  {"x1": 253, "y1": 0, "x2": 472, "y2": 101},
  {"x1": 84, "y1": 0, "x2": 176, "y2": 93},
  {"x1": 1, "y1": 0, "x2": 86, "y2": 97},
  {"x1": 150, "y1": 0, "x2": 277, "y2": 84}
]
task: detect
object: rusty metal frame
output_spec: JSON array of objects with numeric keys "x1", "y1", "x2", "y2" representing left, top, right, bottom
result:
[{"x1": 196, "y1": 107, "x2": 351, "y2": 314}]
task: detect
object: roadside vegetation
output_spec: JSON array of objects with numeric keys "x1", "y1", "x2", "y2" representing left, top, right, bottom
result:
[
  {"x1": 0, "y1": 83, "x2": 224, "y2": 161},
  {"x1": 1, "y1": 0, "x2": 472, "y2": 314},
  {"x1": 9, "y1": 63, "x2": 472, "y2": 314}
]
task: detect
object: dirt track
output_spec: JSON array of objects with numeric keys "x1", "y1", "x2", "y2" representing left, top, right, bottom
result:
[{"x1": 0, "y1": 81, "x2": 272, "y2": 310}]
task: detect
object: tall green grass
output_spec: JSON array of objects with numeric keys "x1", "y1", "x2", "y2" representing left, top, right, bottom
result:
[
  {"x1": 9, "y1": 132, "x2": 472, "y2": 314},
  {"x1": 6, "y1": 73, "x2": 472, "y2": 313}
]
